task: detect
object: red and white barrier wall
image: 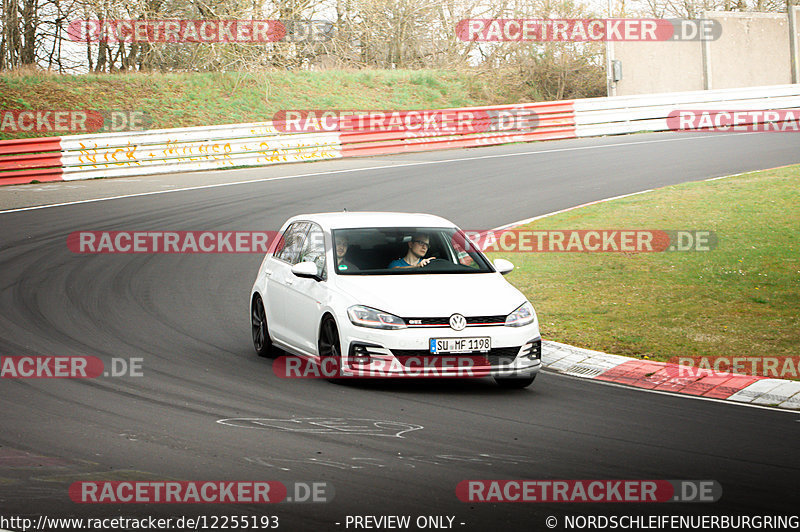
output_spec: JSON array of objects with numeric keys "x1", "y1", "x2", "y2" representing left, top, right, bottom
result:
[
  {"x1": 337, "y1": 101, "x2": 575, "y2": 157},
  {"x1": 0, "y1": 122, "x2": 342, "y2": 185},
  {"x1": 2, "y1": 84, "x2": 799, "y2": 186}
]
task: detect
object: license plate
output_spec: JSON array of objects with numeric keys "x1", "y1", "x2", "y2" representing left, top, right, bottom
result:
[{"x1": 430, "y1": 337, "x2": 491, "y2": 354}]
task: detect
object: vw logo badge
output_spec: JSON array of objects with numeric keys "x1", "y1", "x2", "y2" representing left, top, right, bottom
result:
[{"x1": 449, "y1": 314, "x2": 467, "y2": 331}]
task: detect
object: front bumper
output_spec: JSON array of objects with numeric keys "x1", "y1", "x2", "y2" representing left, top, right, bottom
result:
[{"x1": 336, "y1": 320, "x2": 541, "y2": 378}]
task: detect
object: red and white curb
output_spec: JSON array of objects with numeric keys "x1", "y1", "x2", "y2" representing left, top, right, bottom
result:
[{"x1": 542, "y1": 340, "x2": 800, "y2": 410}]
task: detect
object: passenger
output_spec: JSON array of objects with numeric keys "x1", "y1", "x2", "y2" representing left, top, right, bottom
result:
[
  {"x1": 335, "y1": 235, "x2": 359, "y2": 271},
  {"x1": 388, "y1": 233, "x2": 436, "y2": 268}
]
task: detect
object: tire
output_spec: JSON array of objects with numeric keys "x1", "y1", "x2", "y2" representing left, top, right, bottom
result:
[
  {"x1": 494, "y1": 374, "x2": 536, "y2": 389},
  {"x1": 251, "y1": 295, "x2": 273, "y2": 358},
  {"x1": 318, "y1": 316, "x2": 344, "y2": 383}
]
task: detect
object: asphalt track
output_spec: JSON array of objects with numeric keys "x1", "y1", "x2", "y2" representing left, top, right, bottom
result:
[{"x1": 1, "y1": 131, "x2": 799, "y2": 531}]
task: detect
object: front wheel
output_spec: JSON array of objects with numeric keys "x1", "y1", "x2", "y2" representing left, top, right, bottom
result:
[
  {"x1": 318, "y1": 317, "x2": 344, "y2": 382},
  {"x1": 251, "y1": 295, "x2": 273, "y2": 358},
  {"x1": 494, "y1": 374, "x2": 536, "y2": 389}
]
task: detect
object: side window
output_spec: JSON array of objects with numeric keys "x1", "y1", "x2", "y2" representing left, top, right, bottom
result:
[
  {"x1": 299, "y1": 224, "x2": 327, "y2": 279},
  {"x1": 272, "y1": 224, "x2": 293, "y2": 257},
  {"x1": 276, "y1": 222, "x2": 311, "y2": 265}
]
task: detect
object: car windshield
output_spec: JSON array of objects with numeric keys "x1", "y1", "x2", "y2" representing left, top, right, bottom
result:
[{"x1": 332, "y1": 227, "x2": 494, "y2": 275}]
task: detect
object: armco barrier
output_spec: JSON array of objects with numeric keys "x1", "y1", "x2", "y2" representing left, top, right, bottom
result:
[
  {"x1": 2, "y1": 84, "x2": 800, "y2": 186},
  {"x1": 0, "y1": 103, "x2": 574, "y2": 185},
  {"x1": 0, "y1": 136, "x2": 65, "y2": 184},
  {"x1": 574, "y1": 84, "x2": 800, "y2": 137},
  {"x1": 338, "y1": 101, "x2": 576, "y2": 157},
  {"x1": 0, "y1": 122, "x2": 343, "y2": 185}
]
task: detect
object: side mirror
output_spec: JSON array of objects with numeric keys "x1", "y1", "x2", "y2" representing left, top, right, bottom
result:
[
  {"x1": 493, "y1": 258, "x2": 514, "y2": 275},
  {"x1": 291, "y1": 261, "x2": 321, "y2": 281}
]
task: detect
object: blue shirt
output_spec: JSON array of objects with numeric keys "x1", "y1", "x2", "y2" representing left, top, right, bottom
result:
[{"x1": 388, "y1": 258, "x2": 414, "y2": 268}]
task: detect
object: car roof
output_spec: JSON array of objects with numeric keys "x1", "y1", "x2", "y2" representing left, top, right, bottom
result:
[{"x1": 286, "y1": 212, "x2": 457, "y2": 229}]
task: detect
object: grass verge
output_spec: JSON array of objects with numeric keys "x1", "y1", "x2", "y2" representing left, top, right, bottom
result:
[
  {"x1": 0, "y1": 69, "x2": 516, "y2": 140},
  {"x1": 492, "y1": 166, "x2": 800, "y2": 364}
]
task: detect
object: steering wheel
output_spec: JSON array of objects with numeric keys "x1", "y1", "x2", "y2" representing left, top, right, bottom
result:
[{"x1": 418, "y1": 258, "x2": 451, "y2": 271}]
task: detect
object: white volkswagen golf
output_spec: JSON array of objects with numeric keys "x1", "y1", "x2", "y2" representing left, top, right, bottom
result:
[{"x1": 250, "y1": 212, "x2": 541, "y2": 388}]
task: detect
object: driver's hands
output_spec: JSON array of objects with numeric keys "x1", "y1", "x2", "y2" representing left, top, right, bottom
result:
[{"x1": 417, "y1": 257, "x2": 436, "y2": 267}]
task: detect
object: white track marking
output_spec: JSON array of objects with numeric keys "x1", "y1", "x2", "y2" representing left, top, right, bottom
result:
[{"x1": 491, "y1": 189, "x2": 654, "y2": 231}]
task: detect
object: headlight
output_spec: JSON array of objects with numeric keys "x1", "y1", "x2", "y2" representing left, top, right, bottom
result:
[
  {"x1": 348, "y1": 305, "x2": 407, "y2": 330},
  {"x1": 505, "y1": 301, "x2": 536, "y2": 327}
]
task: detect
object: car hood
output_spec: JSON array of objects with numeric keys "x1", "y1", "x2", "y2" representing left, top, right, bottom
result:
[{"x1": 332, "y1": 273, "x2": 527, "y2": 317}]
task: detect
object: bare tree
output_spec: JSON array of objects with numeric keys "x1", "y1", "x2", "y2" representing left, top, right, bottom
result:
[
  {"x1": 1, "y1": 0, "x2": 86, "y2": 71},
  {"x1": 629, "y1": 0, "x2": 787, "y2": 18}
]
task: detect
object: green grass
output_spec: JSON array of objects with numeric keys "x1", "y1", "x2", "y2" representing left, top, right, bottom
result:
[
  {"x1": 491, "y1": 166, "x2": 800, "y2": 363},
  {"x1": 0, "y1": 69, "x2": 511, "y2": 140}
]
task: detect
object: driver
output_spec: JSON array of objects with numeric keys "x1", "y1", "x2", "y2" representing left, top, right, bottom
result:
[
  {"x1": 336, "y1": 235, "x2": 359, "y2": 271},
  {"x1": 388, "y1": 233, "x2": 436, "y2": 268}
]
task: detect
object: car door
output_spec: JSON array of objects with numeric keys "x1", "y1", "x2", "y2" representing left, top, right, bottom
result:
[
  {"x1": 265, "y1": 221, "x2": 311, "y2": 344},
  {"x1": 282, "y1": 223, "x2": 329, "y2": 356}
]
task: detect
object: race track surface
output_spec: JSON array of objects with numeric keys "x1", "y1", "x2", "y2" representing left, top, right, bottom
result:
[{"x1": 1, "y1": 131, "x2": 799, "y2": 530}]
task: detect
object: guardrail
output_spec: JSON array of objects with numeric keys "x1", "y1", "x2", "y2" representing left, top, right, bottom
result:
[
  {"x1": 574, "y1": 84, "x2": 800, "y2": 137},
  {"x1": 0, "y1": 123, "x2": 343, "y2": 185},
  {"x1": 2, "y1": 84, "x2": 799, "y2": 186},
  {"x1": 338, "y1": 101, "x2": 576, "y2": 157}
]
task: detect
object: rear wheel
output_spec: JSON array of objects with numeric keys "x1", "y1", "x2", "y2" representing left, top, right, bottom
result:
[
  {"x1": 251, "y1": 295, "x2": 273, "y2": 358},
  {"x1": 494, "y1": 374, "x2": 536, "y2": 389}
]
